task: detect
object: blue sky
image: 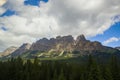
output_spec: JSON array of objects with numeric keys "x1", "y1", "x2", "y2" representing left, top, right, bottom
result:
[
  {"x1": 0, "y1": 0, "x2": 48, "y2": 17},
  {"x1": 0, "y1": 0, "x2": 120, "y2": 51},
  {"x1": 89, "y1": 22, "x2": 120, "y2": 47},
  {"x1": 24, "y1": 0, "x2": 48, "y2": 6}
]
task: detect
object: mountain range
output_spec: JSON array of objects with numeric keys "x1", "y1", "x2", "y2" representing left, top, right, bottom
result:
[
  {"x1": 0, "y1": 34, "x2": 120, "y2": 59},
  {"x1": 0, "y1": 46, "x2": 17, "y2": 57},
  {"x1": 115, "y1": 47, "x2": 120, "y2": 50}
]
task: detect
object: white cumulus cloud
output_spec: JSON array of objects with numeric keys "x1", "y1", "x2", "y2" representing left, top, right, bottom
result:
[
  {"x1": 103, "y1": 37, "x2": 120, "y2": 45},
  {"x1": 0, "y1": 0, "x2": 7, "y2": 6},
  {"x1": 0, "y1": 0, "x2": 120, "y2": 51}
]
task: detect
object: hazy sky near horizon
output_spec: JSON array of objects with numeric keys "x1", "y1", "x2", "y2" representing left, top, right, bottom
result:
[{"x1": 0, "y1": 0, "x2": 120, "y2": 51}]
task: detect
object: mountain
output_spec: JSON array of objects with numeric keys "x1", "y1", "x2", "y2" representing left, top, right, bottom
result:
[
  {"x1": 0, "y1": 46, "x2": 17, "y2": 57},
  {"x1": 2, "y1": 34, "x2": 119, "y2": 59},
  {"x1": 115, "y1": 47, "x2": 120, "y2": 50},
  {"x1": 30, "y1": 34, "x2": 103, "y2": 52},
  {"x1": 12, "y1": 34, "x2": 118, "y2": 58},
  {"x1": 11, "y1": 43, "x2": 31, "y2": 57}
]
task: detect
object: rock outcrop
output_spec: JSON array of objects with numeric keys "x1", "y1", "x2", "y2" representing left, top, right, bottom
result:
[
  {"x1": 11, "y1": 43, "x2": 31, "y2": 56},
  {"x1": 76, "y1": 34, "x2": 86, "y2": 42},
  {"x1": 5, "y1": 34, "x2": 119, "y2": 58},
  {"x1": 30, "y1": 35, "x2": 74, "y2": 52},
  {"x1": 29, "y1": 34, "x2": 116, "y2": 55},
  {"x1": 30, "y1": 38, "x2": 54, "y2": 51},
  {"x1": 116, "y1": 47, "x2": 120, "y2": 50},
  {"x1": 0, "y1": 46, "x2": 17, "y2": 57}
]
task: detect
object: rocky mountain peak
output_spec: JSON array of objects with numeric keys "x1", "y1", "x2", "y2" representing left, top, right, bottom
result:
[
  {"x1": 56, "y1": 35, "x2": 74, "y2": 43},
  {"x1": 76, "y1": 34, "x2": 86, "y2": 42},
  {"x1": 37, "y1": 38, "x2": 49, "y2": 43},
  {"x1": 20, "y1": 43, "x2": 31, "y2": 49},
  {"x1": 62, "y1": 35, "x2": 74, "y2": 42},
  {"x1": 7, "y1": 34, "x2": 118, "y2": 58},
  {"x1": 11, "y1": 43, "x2": 31, "y2": 56},
  {"x1": 115, "y1": 47, "x2": 120, "y2": 50},
  {"x1": 56, "y1": 36, "x2": 61, "y2": 39},
  {"x1": 0, "y1": 46, "x2": 17, "y2": 57}
]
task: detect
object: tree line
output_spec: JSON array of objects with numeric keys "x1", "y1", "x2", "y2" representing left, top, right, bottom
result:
[{"x1": 0, "y1": 55, "x2": 120, "y2": 80}]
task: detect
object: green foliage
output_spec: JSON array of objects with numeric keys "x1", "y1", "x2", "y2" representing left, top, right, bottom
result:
[
  {"x1": 110, "y1": 55, "x2": 120, "y2": 80},
  {"x1": 58, "y1": 69, "x2": 66, "y2": 80},
  {"x1": 0, "y1": 55, "x2": 120, "y2": 80},
  {"x1": 86, "y1": 55, "x2": 104, "y2": 80}
]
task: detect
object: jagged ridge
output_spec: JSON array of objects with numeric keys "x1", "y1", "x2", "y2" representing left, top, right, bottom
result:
[
  {"x1": 7, "y1": 35, "x2": 118, "y2": 58},
  {"x1": 1, "y1": 34, "x2": 119, "y2": 59},
  {"x1": 0, "y1": 46, "x2": 17, "y2": 57}
]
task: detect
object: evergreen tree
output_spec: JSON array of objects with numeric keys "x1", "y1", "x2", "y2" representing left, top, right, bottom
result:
[
  {"x1": 102, "y1": 67, "x2": 113, "y2": 80},
  {"x1": 0, "y1": 55, "x2": 120, "y2": 80},
  {"x1": 110, "y1": 55, "x2": 120, "y2": 80},
  {"x1": 53, "y1": 70, "x2": 57, "y2": 80},
  {"x1": 58, "y1": 69, "x2": 66, "y2": 80},
  {"x1": 87, "y1": 55, "x2": 104, "y2": 80},
  {"x1": 80, "y1": 74, "x2": 84, "y2": 80}
]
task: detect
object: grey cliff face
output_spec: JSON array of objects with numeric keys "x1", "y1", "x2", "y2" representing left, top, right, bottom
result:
[
  {"x1": 0, "y1": 46, "x2": 17, "y2": 57},
  {"x1": 30, "y1": 34, "x2": 108, "y2": 52},
  {"x1": 5, "y1": 34, "x2": 118, "y2": 58},
  {"x1": 11, "y1": 43, "x2": 31, "y2": 56},
  {"x1": 76, "y1": 34, "x2": 86, "y2": 42}
]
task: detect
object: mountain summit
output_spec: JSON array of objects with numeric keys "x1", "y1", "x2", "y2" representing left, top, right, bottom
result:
[
  {"x1": 0, "y1": 46, "x2": 17, "y2": 57},
  {"x1": 11, "y1": 43, "x2": 31, "y2": 57},
  {"x1": 1, "y1": 34, "x2": 119, "y2": 58},
  {"x1": 76, "y1": 34, "x2": 86, "y2": 41},
  {"x1": 30, "y1": 34, "x2": 110, "y2": 53}
]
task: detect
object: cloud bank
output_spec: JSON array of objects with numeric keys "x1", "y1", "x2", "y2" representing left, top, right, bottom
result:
[
  {"x1": 103, "y1": 37, "x2": 120, "y2": 45},
  {"x1": 0, "y1": 0, "x2": 120, "y2": 51}
]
